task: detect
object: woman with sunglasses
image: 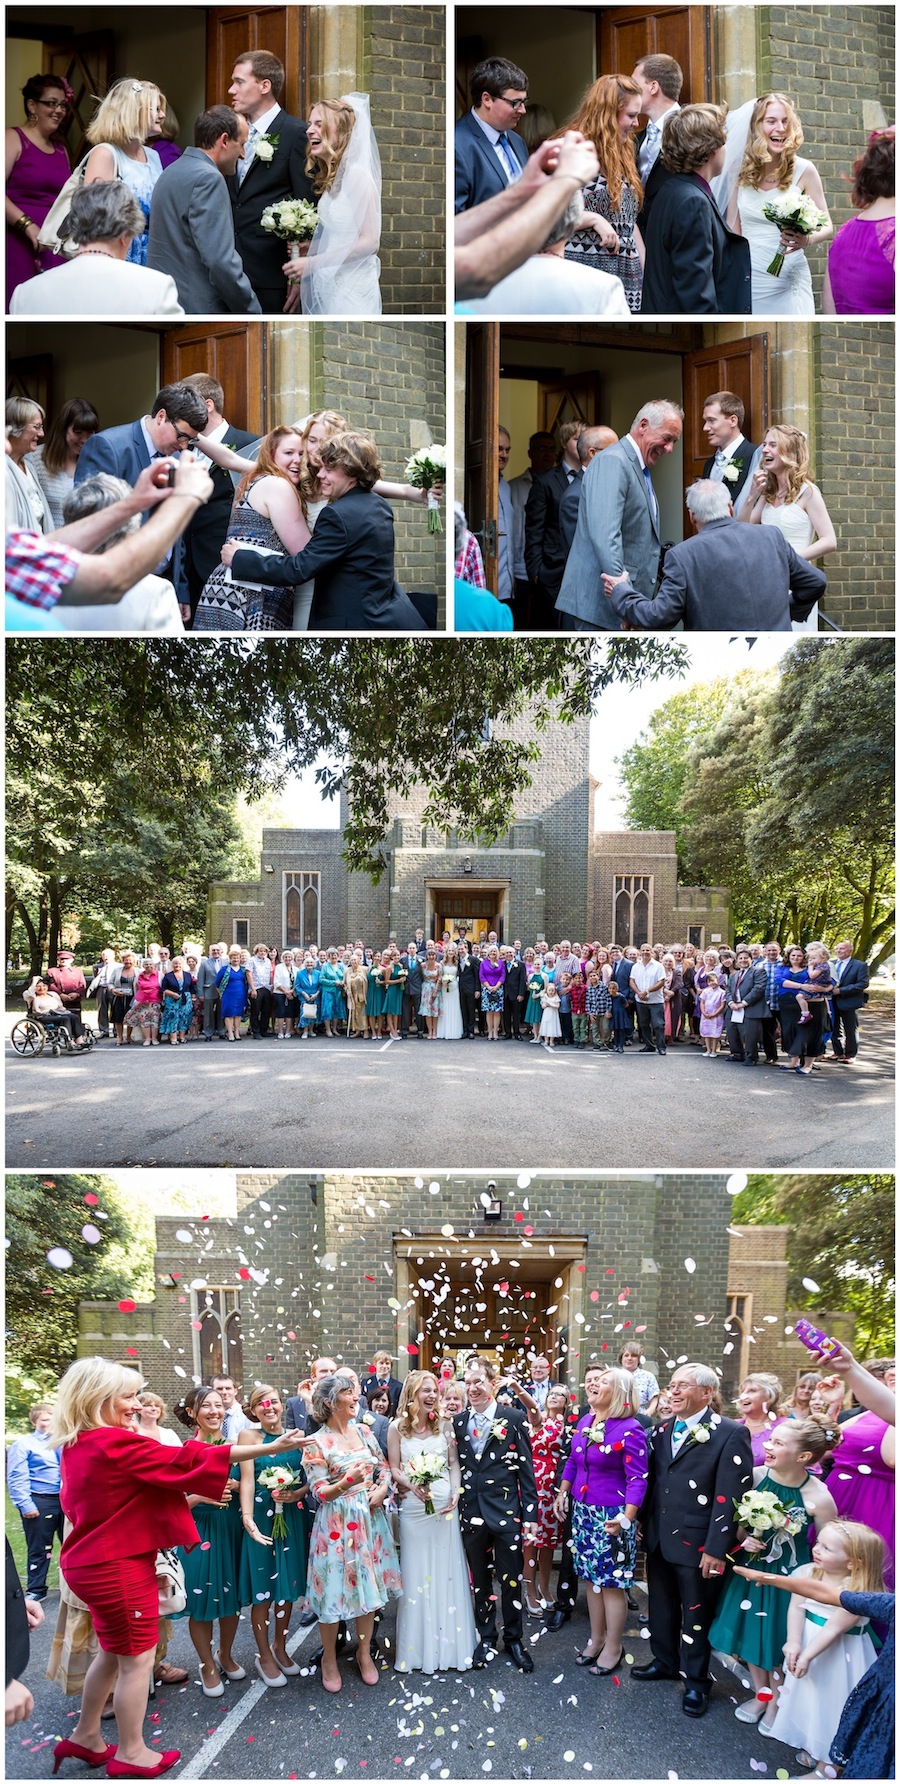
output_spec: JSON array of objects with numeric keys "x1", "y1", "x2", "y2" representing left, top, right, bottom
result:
[{"x1": 5, "y1": 73, "x2": 71, "y2": 307}]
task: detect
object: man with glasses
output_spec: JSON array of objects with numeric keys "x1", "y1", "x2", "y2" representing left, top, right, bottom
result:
[
  {"x1": 74, "y1": 382, "x2": 208, "y2": 573},
  {"x1": 455, "y1": 56, "x2": 530, "y2": 213}
]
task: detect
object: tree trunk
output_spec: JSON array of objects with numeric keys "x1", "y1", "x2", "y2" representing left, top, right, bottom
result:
[
  {"x1": 14, "y1": 900, "x2": 43, "y2": 978},
  {"x1": 48, "y1": 877, "x2": 64, "y2": 968},
  {"x1": 36, "y1": 895, "x2": 49, "y2": 974}
]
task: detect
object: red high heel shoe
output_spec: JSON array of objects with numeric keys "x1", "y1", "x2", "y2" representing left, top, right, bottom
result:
[
  {"x1": 106, "y1": 1753, "x2": 180, "y2": 1780},
  {"x1": 52, "y1": 1740, "x2": 117, "y2": 1774}
]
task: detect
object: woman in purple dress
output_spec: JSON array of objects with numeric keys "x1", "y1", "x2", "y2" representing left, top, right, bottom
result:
[
  {"x1": 823, "y1": 130, "x2": 895, "y2": 315},
  {"x1": 478, "y1": 946, "x2": 506, "y2": 1041},
  {"x1": 828, "y1": 1404, "x2": 895, "y2": 1587},
  {"x1": 5, "y1": 73, "x2": 71, "y2": 308},
  {"x1": 555, "y1": 1366, "x2": 648, "y2": 1676}
]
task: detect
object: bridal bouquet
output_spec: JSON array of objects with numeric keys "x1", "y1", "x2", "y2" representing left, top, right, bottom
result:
[
  {"x1": 405, "y1": 445, "x2": 447, "y2": 533},
  {"x1": 732, "y1": 1488, "x2": 807, "y2": 1564},
  {"x1": 260, "y1": 198, "x2": 319, "y2": 262},
  {"x1": 761, "y1": 194, "x2": 829, "y2": 276},
  {"x1": 407, "y1": 1450, "x2": 448, "y2": 1515},
  {"x1": 258, "y1": 1463, "x2": 304, "y2": 1540}
]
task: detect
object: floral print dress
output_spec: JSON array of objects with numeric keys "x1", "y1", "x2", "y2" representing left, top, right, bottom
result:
[{"x1": 303, "y1": 1424, "x2": 401, "y2": 1622}]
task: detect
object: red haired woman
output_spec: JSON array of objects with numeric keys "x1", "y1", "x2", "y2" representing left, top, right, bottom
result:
[
  {"x1": 563, "y1": 74, "x2": 645, "y2": 312},
  {"x1": 193, "y1": 425, "x2": 309, "y2": 631}
]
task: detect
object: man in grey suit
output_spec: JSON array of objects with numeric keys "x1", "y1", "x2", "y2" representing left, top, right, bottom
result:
[
  {"x1": 603, "y1": 479, "x2": 826, "y2": 630},
  {"x1": 148, "y1": 107, "x2": 261, "y2": 315},
  {"x1": 556, "y1": 399, "x2": 682, "y2": 631},
  {"x1": 197, "y1": 943, "x2": 227, "y2": 1040}
]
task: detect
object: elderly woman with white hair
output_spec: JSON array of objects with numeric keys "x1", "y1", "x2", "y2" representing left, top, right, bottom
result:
[
  {"x1": 555, "y1": 1366, "x2": 648, "y2": 1675},
  {"x1": 458, "y1": 187, "x2": 631, "y2": 315},
  {"x1": 9, "y1": 180, "x2": 183, "y2": 316},
  {"x1": 6, "y1": 396, "x2": 53, "y2": 531},
  {"x1": 49, "y1": 1357, "x2": 298, "y2": 1779},
  {"x1": 52, "y1": 474, "x2": 184, "y2": 632}
]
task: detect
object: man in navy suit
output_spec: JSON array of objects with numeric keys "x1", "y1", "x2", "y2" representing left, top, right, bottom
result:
[
  {"x1": 829, "y1": 940, "x2": 870, "y2": 1062},
  {"x1": 74, "y1": 384, "x2": 209, "y2": 582},
  {"x1": 455, "y1": 56, "x2": 529, "y2": 214},
  {"x1": 631, "y1": 53, "x2": 683, "y2": 238},
  {"x1": 524, "y1": 422, "x2": 582, "y2": 628},
  {"x1": 641, "y1": 106, "x2": 751, "y2": 315},
  {"x1": 227, "y1": 50, "x2": 315, "y2": 313}
]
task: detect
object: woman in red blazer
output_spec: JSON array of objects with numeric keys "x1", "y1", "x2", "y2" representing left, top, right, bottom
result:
[{"x1": 52, "y1": 1358, "x2": 302, "y2": 1779}]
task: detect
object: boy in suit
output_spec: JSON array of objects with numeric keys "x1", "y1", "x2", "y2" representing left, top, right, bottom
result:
[{"x1": 455, "y1": 57, "x2": 529, "y2": 214}]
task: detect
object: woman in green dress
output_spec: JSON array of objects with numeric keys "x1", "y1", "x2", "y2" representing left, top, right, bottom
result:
[
  {"x1": 237, "y1": 1384, "x2": 312, "y2": 1688},
  {"x1": 318, "y1": 948, "x2": 346, "y2": 1038},
  {"x1": 172, "y1": 1385, "x2": 245, "y2": 1697},
  {"x1": 709, "y1": 1416, "x2": 839, "y2": 1729},
  {"x1": 365, "y1": 950, "x2": 386, "y2": 1039},
  {"x1": 382, "y1": 946, "x2": 406, "y2": 1040}
]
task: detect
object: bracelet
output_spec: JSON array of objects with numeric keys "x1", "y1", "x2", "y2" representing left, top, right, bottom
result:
[{"x1": 15, "y1": 214, "x2": 34, "y2": 234}]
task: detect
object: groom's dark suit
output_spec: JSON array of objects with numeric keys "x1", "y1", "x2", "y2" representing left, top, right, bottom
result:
[
  {"x1": 701, "y1": 437, "x2": 759, "y2": 507},
  {"x1": 453, "y1": 1405, "x2": 538, "y2": 1648},
  {"x1": 228, "y1": 109, "x2": 316, "y2": 312},
  {"x1": 229, "y1": 488, "x2": 427, "y2": 631},
  {"x1": 642, "y1": 1411, "x2": 752, "y2": 1686}
]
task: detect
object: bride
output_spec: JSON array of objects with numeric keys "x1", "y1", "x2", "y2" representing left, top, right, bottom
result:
[
  {"x1": 387, "y1": 1372, "x2": 476, "y2": 1674},
  {"x1": 286, "y1": 93, "x2": 381, "y2": 316},
  {"x1": 436, "y1": 942, "x2": 463, "y2": 1040}
]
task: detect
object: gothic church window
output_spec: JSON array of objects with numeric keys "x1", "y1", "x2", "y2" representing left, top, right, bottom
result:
[{"x1": 614, "y1": 875, "x2": 652, "y2": 948}]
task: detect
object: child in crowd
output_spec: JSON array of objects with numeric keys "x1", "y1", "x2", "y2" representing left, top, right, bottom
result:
[
  {"x1": 586, "y1": 969, "x2": 610, "y2": 1050},
  {"x1": 569, "y1": 969, "x2": 588, "y2": 1048},
  {"x1": 539, "y1": 981, "x2": 561, "y2": 1050},
  {"x1": 609, "y1": 979, "x2": 630, "y2": 1053},
  {"x1": 699, "y1": 975, "x2": 726, "y2": 1057}
]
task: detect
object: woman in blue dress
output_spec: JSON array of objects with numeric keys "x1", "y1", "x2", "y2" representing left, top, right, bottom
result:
[
  {"x1": 237, "y1": 1385, "x2": 311, "y2": 1688},
  {"x1": 294, "y1": 952, "x2": 322, "y2": 1038},
  {"x1": 172, "y1": 1385, "x2": 245, "y2": 1697},
  {"x1": 159, "y1": 956, "x2": 195, "y2": 1045},
  {"x1": 82, "y1": 79, "x2": 164, "y2": 266},
  {"x1": 216, "y1": 946, "x2": 249, "y2": 1042},
  {"x1": 319, "y1": 948, "x2": 346, "y2": 1037}
]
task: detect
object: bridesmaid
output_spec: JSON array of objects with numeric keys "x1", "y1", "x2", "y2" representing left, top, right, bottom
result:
[
  {"x1": 237, "y1": 1385, "x2": 311, "y2": 1688},
  {"x1": 382, "y1": 945, "x2": 405, "y2": 1040},
  {"x1": 173, "y1": 1386, "x2": 245, "y2": 1698},
  {"x1": 365, "y1": 949, "x2": 386, "y2": 1038},
  {"x1": 5, "y1": 73, "x2": 71, "y2": 309}
]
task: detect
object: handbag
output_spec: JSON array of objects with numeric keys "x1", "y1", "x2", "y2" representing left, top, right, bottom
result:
[
  {"x1": 38, "y1": 142, "x2": 125, "y2": 253},
  {"x1": 155, "y1": 1548, "x2": 186, "y2": 1616},
  {"x1": 302, "y1": 1000, "x2": 318, "y2": 1020}
]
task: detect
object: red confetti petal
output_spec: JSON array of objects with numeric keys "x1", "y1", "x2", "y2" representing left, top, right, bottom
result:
[
  {"x1": 41, "y1": 1180, "x2": 56, "y2": 1188},
  {"x1": 117, "y1": 1299, "x2": 136, "y2": 1313},
  {"x1": 524, "y1": 1226, "x2": 534, "y2": 1236},
  {"x1": 287, "y1": 1332, "x2": 296, "y2": 1341},
  {"x1": 84, "y1": 1193, "x2": 98, "y2": 1205},
  {"x1": 717, "y1": 1495, "x2": 727, "y2": 1503},
  {"x1": 238, "y1": 1268, "x2": 251, "y2": 1280},
  {"x1": 346, "y1": 1521, "x2": 359, "y2": 1530},
  {"x1": 191, "y1": 1320, "x2": 203, "y2": 1331},
  {"x1": 406, "y1": 1343, "x2": 419, "y2": 1356},
  {"x1": 578, "y1": 1264, "x2": 585, "y2": 1272},
  {"x1": 200, "y1": 1542, "x2": 211, "y2": 1551},
  {"x1": 514, "y1": 1211, "x2": 524, "y2": 1223},
  {"x1": 590, "y1": 1291, "x2": 600, "y2": 1303},
  {"x1": 201, "y1": 1215, "x2": 209, "y2": 1222},
  {"x1": 126, "y1": 1348, "x2": 137, "y2": 1357},
  {"x1": 365, "y1": 1277, "x2": 375, "y2": 1283}
]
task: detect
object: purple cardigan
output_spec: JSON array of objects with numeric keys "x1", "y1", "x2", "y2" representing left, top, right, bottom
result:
[
  {"x1": 561, "y1": 1413, "x2": 649, "y2": 1510},
  {"x1": 479, "y1": 959, "x2": 506, "y2": 989}
]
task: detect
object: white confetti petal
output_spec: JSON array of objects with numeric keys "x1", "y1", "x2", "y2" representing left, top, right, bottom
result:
[{"x1": 46, "y1": 1248, "x2": 73, "y2": 1270}]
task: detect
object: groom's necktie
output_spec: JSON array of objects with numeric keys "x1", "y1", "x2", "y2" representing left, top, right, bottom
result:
[
  {"x1": 237, "y1": 124, "x2": 258, "y2": 186},
  {"x1": 711, "y1": 449, "x2": 728, "y2": 482},
  {"x1": 469, "y1": 1414, "x2": 487, "y2": 1459}
]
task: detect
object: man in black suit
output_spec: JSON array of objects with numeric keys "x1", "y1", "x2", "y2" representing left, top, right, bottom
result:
[
  {"x1": 723, "y1": 947, "x2": 755, "y2": 1061},
  {"x1": 363, "y1": 1351, "x2": 403, "y2": 1417},
  {"x1": 501, "y1": 946, "x2": 526, "y2": 1038},
  {"x1": 524, "y1": 422, "x2": 582, "y2": 628},
  {"x1": 610, "y1": 945, "x2": 636, "y2": 1042},
  {"x1": 641, "y1": 106, "x2": 751, "y2": 315},
  {"x1": 227, "y1": 50, "x2": 316, "y2": 313},
  {"x1": 455, "y1": 57, "x2": 529, "y2": 215},
  {"x1": 454, "y1": 1358, "x2": 539, "y2": 1670},
  {"x1": 401, "y1": 944, "x2": 424, "y2": 1038},
  {"x1": 701, "y1": 390, "x2": 760, "y2": 512},
  {"x1": 558, "y1": 426, "x2": 618, "y2": 560},
  {"x1": 731, "y1": 945, "x2": 780, "y2": 1066},
  {"x1": 180, "y1": 373, "x2": 258, "y2": 624},
  {"x1": 632, "y1": 53, "x2": 683, "y2": 238},
  {"x1": 633, "y1": 1363, "x2": 752, "y2": 1717},
  {"x1": 224, "y1": 431, "x2": 425, "y2": 631},
  {"x1": 457, "y1": 945, "x2": 480, "y2": 1037},
  {"x1": 829, "y1": 940, "x2": 870, "y2": 1062}
]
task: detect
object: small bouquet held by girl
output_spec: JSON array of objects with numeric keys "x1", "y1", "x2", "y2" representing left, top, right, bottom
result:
[
  {"x1": 404, "y1": 444, "x2": 447, "y2": 533},
  {"x1": 258, "y1": 1462, "x2": 305, "y2": 1539},
  {"x1": 260, "y1": 197, "x2": 319, "y2": 264},
  {"x1": 762, "y1": 192, "x2": 830, "y2": 276},
  {"x1": 733, "y1": 1487, "x2": 808, "y2": 1564},
  {"x1": 406, "y1": 1449, "x2": 448, "y2": 1515}
]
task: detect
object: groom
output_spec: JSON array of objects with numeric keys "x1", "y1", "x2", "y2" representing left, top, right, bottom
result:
[
  {"x1": 227, "y1": 49, "x2": 316, "y2": 312},
  {"x1": 454, "y1": 1357, "x2": 539, "y2": 1671}
]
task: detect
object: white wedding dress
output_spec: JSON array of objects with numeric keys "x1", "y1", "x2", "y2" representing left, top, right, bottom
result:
[
  {"x1": 300, "y1": 94, "x2": 382, "y2": 317},
  {"x1": 436, "y1": 966, "x2": 463, "y2": 1040},
  {"x1": 761, "y1": 488, "x2": 818, "y2": 631},
  {"x1": 395, "y1": 1433, "x2": 476, "y2": 1674},
  {"x1": 737, "y1": 161, "x2": 816, "y2": 316}
]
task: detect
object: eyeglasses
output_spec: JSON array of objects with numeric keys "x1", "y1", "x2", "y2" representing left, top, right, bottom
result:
[
  {"x1": 500, "y1": 95, "x2": 528, "y2": 110},
  {"x1": 171, "y1": 428, "x2": 197, "y2": 446},
  {"x1": 37, "y1": 99, "x2": 68, "y2": 112}
]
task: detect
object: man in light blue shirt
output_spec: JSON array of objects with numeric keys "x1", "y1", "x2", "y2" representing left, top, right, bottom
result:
[{"x1": 6, "y1": 1405, "x2": 62, "y2": 1599}]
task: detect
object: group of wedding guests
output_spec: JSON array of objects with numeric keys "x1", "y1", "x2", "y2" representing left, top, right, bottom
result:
[
  {"x1": 455, "y1": 54, "x2": 895, "y2": 316},
  {"x1": 44, "y1": 932, "x2": 870, "y2": 1069},
  {"x1": 6, "y1": 58, "x2": 383, "y2": 318},
  {"x1": 21, "y1": 1333, "x2": 892, "y2": 1780},
  {"x1": 6, "y1": 383, "x2": 439, "y2": 634}
]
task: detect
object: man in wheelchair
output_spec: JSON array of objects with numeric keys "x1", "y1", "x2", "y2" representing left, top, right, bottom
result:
[{"x1": 23, "y1": 978, "x2": 90, "y2": 1050}]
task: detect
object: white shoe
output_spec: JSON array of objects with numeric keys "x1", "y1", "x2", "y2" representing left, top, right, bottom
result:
[
  {"x1": 217, "y1": 1654, "x2": 246, "y2": 1681},
  {"x1": 254, "y1": 1656, "x2": 287, "y2": 1688},
  {"x1": 735, "y1": 1700, "x2": 766, "y2": 1723},
  {"x1": 275, "y1": 1655, "x2": 301, "y2": 1676},
  {"x1": 758, "y1": 1719, "x2": 780, "y2": 1739},
  {"x1": 200, "y1": 1675, "x2": 225, "y2": 1698}
]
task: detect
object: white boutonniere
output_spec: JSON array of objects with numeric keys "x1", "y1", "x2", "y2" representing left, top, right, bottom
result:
[
  {"x1": 722, "y1": 461, "x2": 741, "y2": 484},
  {"x1": 359, "y1": 1412, "x2": 375, "y2": 1427},
  {"x1": 254, "y1": 131, "x2": 280, "y2": 164},
  {"x1": 687, "y1": 1424, "x2": 711, "y2": 1445},
  {"x1": 490, "y1": 1421, "x2": 508, "y2": 1441}
]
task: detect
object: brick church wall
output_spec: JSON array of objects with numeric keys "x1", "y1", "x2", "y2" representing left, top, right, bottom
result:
[
  {"x1": 814, "y1": 323, "x2": 895, "y2": 630},
  {"x1": 369, "y1": 6, "x2": 445, "y2": 314}
]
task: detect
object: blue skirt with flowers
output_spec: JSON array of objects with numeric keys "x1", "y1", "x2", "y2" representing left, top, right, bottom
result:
[{"x1": 571, "y1": 1501, "x2": 636, "y2": 1587}]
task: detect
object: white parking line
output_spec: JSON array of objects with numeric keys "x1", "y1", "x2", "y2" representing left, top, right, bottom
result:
[{"x1": 179, "y1": 1624, "x2": 316, "y2": 1778}]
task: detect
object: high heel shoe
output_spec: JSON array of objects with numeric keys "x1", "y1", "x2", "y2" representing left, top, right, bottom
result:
[
  {"x1": 574, "y1": 1648, "x2": 602, "y2": 1666},
  {"x1": 106, "y1": 1753, "x2": 180, "y2": 1779},
  {"x1": 588, "y1": 1649, "x2": 625, "y2": 1677},
  {"x1": 253, "y1": 1655, "x2": 286, "y2": 1688},
  {"x1": 216, "y1": 1654, "x2": 246, "y2": 1681},
  {"x1": 274, "y1": 1655, "x2": 301, "y2": 1676},
  {"x1": 52, "y1": 1740, "x2": 117, "y2": 1773},
  {"x1": 199, "y1": 1673, "x2": 224, "y2": 1698}
]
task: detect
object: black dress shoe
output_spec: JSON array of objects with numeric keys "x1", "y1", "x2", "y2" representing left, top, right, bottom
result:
[
  {"x1": 682, "y1": 1687, "x2": 710, "y2": 1717},
  {"x1": 639, "y1": 1043, "x2": 656, "y2": 1053},
  {"x1": 472, "y1": 1639, "x2": 493, "y2": 1668},
  {"x1": 632, "y1": 1661, "x2": 680, "y2": 1682},
  {"x1": 543, "y1": 1606, "x2": 571, "y2": 1631},
  {"x1": 588, "y1": 1648, "x2": 625, "y2": 1677},
  {"x1": 299, "y1": 1608, "x2": 318, "y2": 1627},
  {"x1": 504, "y1": 1640, "x2": 534, "y2": 1673}
]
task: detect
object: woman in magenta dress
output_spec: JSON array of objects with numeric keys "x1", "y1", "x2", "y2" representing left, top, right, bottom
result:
[
  {"x1": 823, "y1": 130, "x2": 895, "y2": 315},
  {"x1": 5, "y1": 73, "x2": 71, "y2": 308},
  {"x1": 827, "y1": 1406, "x2": 895, "y2": 1586}
]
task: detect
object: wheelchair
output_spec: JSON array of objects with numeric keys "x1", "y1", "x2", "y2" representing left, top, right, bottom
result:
[{"x1": 10, "y1": 1012, "x2": 95, "y2": 1058}]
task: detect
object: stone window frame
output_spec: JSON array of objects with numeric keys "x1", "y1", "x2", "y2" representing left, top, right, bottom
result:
[
  {"x1": 191, "y1": 1284, "x2": 243, "y2": 1386},
  {"x1": 725, "y1": 1291, "x2": 753, "y2": 1387},
  {"x1": 233, "y1": 918, "x2": 250, "y2": 950},
  {"x1": 614, "y1": 874, "x2": 654, "y2": 949},
  {"x1": 284, "y1": 871, "x2": 321, "y2": 952}
]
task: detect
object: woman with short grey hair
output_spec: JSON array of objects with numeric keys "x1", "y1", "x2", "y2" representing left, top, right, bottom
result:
[
  {"x1": 54, "y1": 475, "x2": 184, "y2": 633},
  {"x1": 5, "y1": 396, "x2": 52, "y2": 531},
  {"x1": 9, "y1": 178, "x2": 184, "y2": 316}
]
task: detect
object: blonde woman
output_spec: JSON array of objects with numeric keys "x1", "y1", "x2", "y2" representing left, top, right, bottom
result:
[
  {"x1": 345, "y1": 951, "x2": 369, "y2": 1036},
  {"x1": 107, "y1": 950, "x2": 138, "y2": 1047},
  {"x1": 216, "y1": 945, "x2": 249, "y2": 1040},
  {"x1": 781, "y1": 942, "x2": 835, "y2": 1075},
  {"x1": 284, "y1": 95, "x2": 381, "y2": 315},
  {"x1": 722, "y1": 92, "x2": 832, "y2": 314},
  {"x1": 741, "y1": 426, "x2": 836, "y2": 631},
  {"x1": 83, "y1": 79, "x2": 166, "y2": 265},
  {"x1": 387, "y1": 1372, "x2": 476, "y2": 1673}
]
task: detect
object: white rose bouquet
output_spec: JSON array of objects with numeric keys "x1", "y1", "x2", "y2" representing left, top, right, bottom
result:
[
  {"x1": 258, "y1": 1463, "x2": 304, "y2": 1540},
  {"x1": 407, "y1": 1450, "x2": 449, "y2": 1514},
  {"x1": 260, "y1": 197, "x2": 319, "y2": 262},
  {"x1": 762, "y1": 193, "x2": 829, "y2": 276},
  {"x1": 404, "y1": 445, "x2": 447, "y2": 533},
  {"x1": 733, "y1": 1488, "x2": 807, "y2": 1564}
]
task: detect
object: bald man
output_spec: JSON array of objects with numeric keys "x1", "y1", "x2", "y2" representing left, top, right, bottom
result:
[{"x1": 558, "y1": 426, "x2": 618, "y2": 560}]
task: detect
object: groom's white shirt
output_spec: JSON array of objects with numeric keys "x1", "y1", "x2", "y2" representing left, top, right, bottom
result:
[{"x1": 468, "y1": 1399, "x2": 498, "y2": 1458}]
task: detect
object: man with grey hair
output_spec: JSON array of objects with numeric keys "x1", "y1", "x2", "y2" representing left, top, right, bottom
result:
[
  {"x1": 556, "y1": 399, "x2": 682, "y2": 630},
  {"x1": 197, "y1": 942, "x2": 228, "y2": 1041},
  {"x1": 148, "y1": 107, "x2": 261, "y2": 316},
  {"x1": 633, "y1": 1362, "x2": 752, "y2": 1717},
  {"x1": 558, "y1": 424, "x2": 618, "y2": 560},
  {"x1": 55, "y1": 475, "x2": 184, "y2": 631},
  {"x1": 602, "y1": 476, "x2": 826, "y2": 630}
]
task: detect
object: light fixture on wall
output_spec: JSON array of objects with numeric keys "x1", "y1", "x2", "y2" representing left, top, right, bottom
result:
[
  {"x1": 463, "y1": 857, "x2": 473, "y2": 875},
  {"x1": 482, "y1": 1180, "x2": 502, "y2": 1221},
  {"x1": 264, "y1": 864, "x2": 275, "y2": 875}
]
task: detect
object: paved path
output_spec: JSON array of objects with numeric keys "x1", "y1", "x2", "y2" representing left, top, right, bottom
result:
[
  {"x1": 7, "y1": 1586, "x2": 787, "y2": 1782},
  {"x1": 6, "y1": 1013, "x2": 893, "y2": 1170}
]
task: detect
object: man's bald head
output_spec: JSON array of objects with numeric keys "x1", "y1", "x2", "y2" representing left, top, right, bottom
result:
[{"x1": 578, "y1": 425, "x2": 618, "y2": 466}]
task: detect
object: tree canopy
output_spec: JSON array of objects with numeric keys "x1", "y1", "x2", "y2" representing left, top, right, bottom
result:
[
  {"x1": 732, "y1": 1173, "x2": 896, "y2": 1355},
  {"x1": 618, "y1": 638, "x2": 894, "y2": 957},
  {"x1": 7, "y1": 638, "x2": 686, "y2": 968}
]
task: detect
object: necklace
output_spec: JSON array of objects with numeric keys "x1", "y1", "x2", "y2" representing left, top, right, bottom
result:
[{"x1": 76, "y1": 248, "x2": 117, "y2": 259}]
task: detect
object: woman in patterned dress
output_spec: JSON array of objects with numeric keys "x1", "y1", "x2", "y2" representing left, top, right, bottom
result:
[
  {"x1": 523, "y1": 1386, "x2": 569, "y2": 1614},
  {"x1": 555, "y1": 1366, "x2": 648, "y2": 1675},
  {"x1": 419, "y1": 947, "x2": 442, "y2": 1040},
  {"x1": 303, "y1": 1372, "x2": 401, "y2": 1693},
  {"x1": 563, "y1": 75, "x2": 645, "y2": 313},
  {"x1": 194, "y1": 427, "x2": 309, "y2": 631}
]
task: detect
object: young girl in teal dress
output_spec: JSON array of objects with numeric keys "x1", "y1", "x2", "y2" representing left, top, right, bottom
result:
[
  {"x1": 365, "y1": 951, "x2": 386, "y2": 1038},
  {"x1": 523, "y1": 951, "x2": 547, "y2": 1040},
  {"x1": 382, "y1": 947, "x2": 405, "y2": 1039},
  {"x1": 710, "y1": 1417, "x2": 839, "y2": 1729},
  {"x1": 238, "y1": 1384, "x2": 312, "y2": 1687},
  {"x1": 173, "y1": 1385, "x2": 246, "y2": 1696}
]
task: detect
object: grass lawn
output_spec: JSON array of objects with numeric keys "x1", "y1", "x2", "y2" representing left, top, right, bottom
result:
[{"x1": 5, "y1": 1488, "x2": 61, "y2": 1595}]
